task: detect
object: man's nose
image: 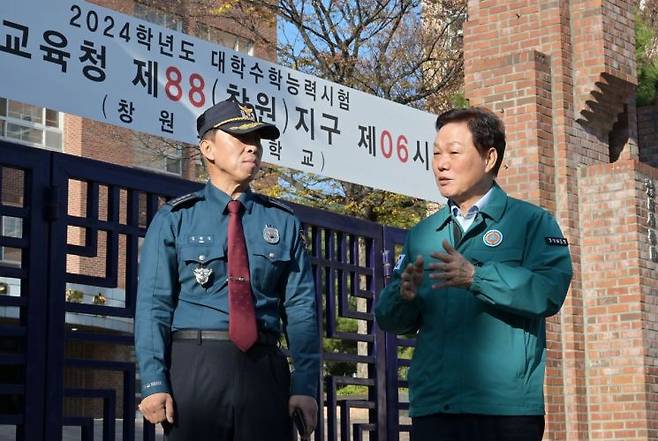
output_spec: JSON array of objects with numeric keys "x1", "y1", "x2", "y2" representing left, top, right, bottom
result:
[
  {"x1": 436, "y1": 156, "x2": 449, "y2": 170},
  {"x1": 245, "y1": 141, "x2": 261, "y2": 154}
]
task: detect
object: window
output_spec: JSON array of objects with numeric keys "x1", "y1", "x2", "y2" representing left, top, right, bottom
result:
[
  {"x1": 133, "y1": 135, "x2": 183, "y2": 176},
  {"x1": 0, "y1": 216, "x2": 22, "y2": 266},
  {"x1": 0, "y1": 98, "x2": 63, "y2": 150},
  {"x1": 134, "y1": 3, "x2": 182, "y2": 31},
  {"x1": 197, "y1": 23, "x2": 255, "y2": 55},
  {"x1": 165, "y1": 154, "x2": 182, "y2": 175}
]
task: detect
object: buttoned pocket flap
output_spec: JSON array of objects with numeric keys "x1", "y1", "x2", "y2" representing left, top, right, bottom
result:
[
  {"x1": 181, "y1": 246, "x2": 225, "y2": 264},
  {"x1": 251, "y1": 245, "x2": 291, "y2": 263}
]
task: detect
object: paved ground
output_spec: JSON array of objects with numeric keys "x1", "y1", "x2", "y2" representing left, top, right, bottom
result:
[
  {"x1": 0, "y1": 419, "x2": 164, "y2": 441},
  {"x1": 0, "y1": 412, "x2": 410, "y2": 440}
]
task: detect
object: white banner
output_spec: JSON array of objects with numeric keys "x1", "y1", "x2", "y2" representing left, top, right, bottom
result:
[{"x1": 0, "y1": 0, "x2": 442, "y2": 201}]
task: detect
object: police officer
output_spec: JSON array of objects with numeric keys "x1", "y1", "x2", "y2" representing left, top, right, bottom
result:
[
  {"x1": 375, "y1": 107, "x2": 572, "y2": 441},
  {"x1": 135, "y1": 97, "x2": 320, "y2": 441}
]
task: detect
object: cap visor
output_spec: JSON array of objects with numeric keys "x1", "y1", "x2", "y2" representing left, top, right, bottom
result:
[{"x1": 220, "y1": 121, "x2": 280, "y2": 140}]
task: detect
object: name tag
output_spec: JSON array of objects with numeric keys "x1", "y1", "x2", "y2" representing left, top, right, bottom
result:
[
  {"x1": 545, "y1": 237, "x2": 568, "y2": 246},
  {"x1": 189, "y1": 235, "x2": 213, "y2": 244}
]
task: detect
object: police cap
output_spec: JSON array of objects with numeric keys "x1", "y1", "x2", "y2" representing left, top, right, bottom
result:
[{"x1": 196, "y1": 97, "x2": 280, "y2": 140}]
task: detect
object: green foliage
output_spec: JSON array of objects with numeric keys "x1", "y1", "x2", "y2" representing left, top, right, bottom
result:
[
  {"x1": 636, "y1": 11, "x2": 658, "y2": 106},
  {"x1": 397, "y1": 345, "x2": 414, "y2": 381},
  {"x1": 336, "y1": 384, "x2": 368, "y2": 397},
  {"x1": 449, "y1": 92, "x2": 469, "y2": 109},
  {"x1": 322, "y1": 309, "x2": 359, "y2": 378}
]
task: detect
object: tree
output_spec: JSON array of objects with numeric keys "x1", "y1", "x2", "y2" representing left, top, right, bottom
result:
[
  {"x1": 214, "y1": 0, "x2": 466, "y2": 225},
  {"x1": 224, "y1": 0, "x2": 464, "y2": 105},
  {"x1": 637, "y1": 2, "x2": 658, "y2": 106}
]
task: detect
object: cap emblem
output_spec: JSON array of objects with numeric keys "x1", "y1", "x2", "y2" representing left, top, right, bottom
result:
[{"x1": 238, "y1": 104, "x2": 255, "y2": 121}]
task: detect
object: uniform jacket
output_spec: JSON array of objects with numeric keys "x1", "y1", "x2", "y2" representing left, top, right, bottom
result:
[
  {"x1": 375, "y1": 184, "x2": 572, "y2": 417},
  {"x1": 135, "y1": 182, "x2": 320, "y2": 399}
]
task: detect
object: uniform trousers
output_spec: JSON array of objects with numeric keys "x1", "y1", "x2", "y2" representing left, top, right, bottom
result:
[
  {"x1": 411, "y1": 413, "x2": 544, "y2": 441},
  {"x1": 164, "y1": 337, "x2": 292, "y2": 441}
]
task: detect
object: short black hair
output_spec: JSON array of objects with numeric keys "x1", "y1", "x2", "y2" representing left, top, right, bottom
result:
[
  {"x1": 201, "y1": 128, "x2": 217, "y2": 142},
  {"x1": 435, "y1": 107, "x2": 506, "y2": 176}
]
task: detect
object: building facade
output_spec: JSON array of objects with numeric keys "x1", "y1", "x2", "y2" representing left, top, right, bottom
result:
[{"x1": 464, "y1": 1, "x2": 658, "y2": 440}]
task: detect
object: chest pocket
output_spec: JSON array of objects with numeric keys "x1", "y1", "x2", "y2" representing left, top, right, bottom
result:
[
  {"x1": 468, "y1": 247, "x2": 523, "y2": 267},
  {"x1": 180, "y1": 246, "x2": 227, "y2": 295},
  {"x1": 249, "y1": 244, "x2": 291, "y2": 292}
]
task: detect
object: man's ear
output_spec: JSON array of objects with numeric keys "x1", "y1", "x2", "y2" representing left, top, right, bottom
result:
[
  {"x1": 199, "y1": 137, "x2": 214, "y2": 163},
  {"x1": 484, "y1": 147, "x2": 498, "y2": 174}
]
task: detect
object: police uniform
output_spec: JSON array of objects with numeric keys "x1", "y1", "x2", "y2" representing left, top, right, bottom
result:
[
  {"x1": 134, "y1": 99, "x2": 320, "y2": 441},
  {"x1": 375, "y1": 183, "x2": 572, "y2": 438}
]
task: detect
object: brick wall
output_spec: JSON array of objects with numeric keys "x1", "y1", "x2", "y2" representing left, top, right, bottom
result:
[
  {"x1": 463, "y1": 1, "x2": 656, "y2": 440},
  {"x1": 572, "y1": 0, "x2": 636, "y2": 135},
  {"x1": 579, "y1": 160, "x2": 656, "y2": 440}
]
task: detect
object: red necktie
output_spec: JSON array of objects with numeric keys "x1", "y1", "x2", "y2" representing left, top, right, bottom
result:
[{"x1": 227, "y1": 200, "x2": 258, "y2": 351}]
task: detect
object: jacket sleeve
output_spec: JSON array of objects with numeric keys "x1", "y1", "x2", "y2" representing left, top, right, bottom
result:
[
  {"x1": 469, "y1": 211, "x2": 573, "y2": 318},
  {"x1": 375, "y1": 240, "x2": 422, "y2": 334},
  {"x1": 281, "y1": 218, "x2": 321, "y2": 399},
  {"x1": 134, "y1": 208, "x2": 179, "y2": 397}
]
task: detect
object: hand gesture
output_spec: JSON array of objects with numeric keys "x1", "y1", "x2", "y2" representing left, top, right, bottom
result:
[
  {"x1": 400, "y1": 255, "x2": 424, "y2": 301},
  {"x1": 428, "y1": 240, "x2": 475, "y2": 289}
]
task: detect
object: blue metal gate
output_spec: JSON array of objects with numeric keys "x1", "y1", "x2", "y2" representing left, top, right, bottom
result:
[{"x1": 0, "y1": 140, "x2": 411, "y2": 441}]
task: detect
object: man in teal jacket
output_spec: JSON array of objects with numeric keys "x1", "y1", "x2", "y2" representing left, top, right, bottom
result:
[
  {"x1": 135, "y1": 97, "x2": 320, "y2": 440},
  {"x1": 375, "y1": 107, "x2": 572, "y2": 441}
]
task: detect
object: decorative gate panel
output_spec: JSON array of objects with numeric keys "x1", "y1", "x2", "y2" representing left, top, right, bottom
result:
[{"x1": 0, "y1": 141, "x2": 412, "y2": 441}]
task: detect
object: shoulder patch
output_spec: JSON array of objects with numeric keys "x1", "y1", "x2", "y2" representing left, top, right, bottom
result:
[
  {"x1": 166, "y1": 192, "x2": 202, "y2": 210},
  {"x1": 545, "y1": 236, "x2": 568, "y2": 246},
  {"x1": 256, "y1": 194, "x2": 295, "y2": 215},
  {"x1": 393, "y1": 254, "x2": 407, "y2": 271}
]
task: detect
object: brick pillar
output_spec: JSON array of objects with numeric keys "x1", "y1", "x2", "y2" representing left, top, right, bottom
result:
[
  {"x1": 579, "y1": 160, "x2": 658, "y2": 440},
  {"x1": 462, "y1": 1, "x2": 649, "y2": 440},
  {"x1": 464, "y1": 49, "x2": 555, "y2": 209}
]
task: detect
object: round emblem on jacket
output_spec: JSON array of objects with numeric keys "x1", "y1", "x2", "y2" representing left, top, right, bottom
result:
[
  {"x1": 483, "y1": 229, "x2": 503, "y2": 247},
  {"x1": 263, "y1": 226, "x2": 280, "y2": 244}
]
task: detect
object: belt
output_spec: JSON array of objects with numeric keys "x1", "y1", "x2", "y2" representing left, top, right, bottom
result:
[{"x1": 172, "y1": 329, "x2": 280, "y2": 346}]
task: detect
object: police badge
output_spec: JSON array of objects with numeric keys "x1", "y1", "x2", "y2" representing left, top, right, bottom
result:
[
  {"x1": 193, "y1": 265, "x2": 213, "y2": 286},
  {"x1": 263, "y1": 225, "x2": 280, "y2": 244}
]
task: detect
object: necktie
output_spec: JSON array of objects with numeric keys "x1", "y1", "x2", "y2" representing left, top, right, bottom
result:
[
  {"x1": 452, "y1": 218, "x2": 462, "y2": 245},
  {"x1": 227, "y1": 200, "x2": 258, "y2": 351}
]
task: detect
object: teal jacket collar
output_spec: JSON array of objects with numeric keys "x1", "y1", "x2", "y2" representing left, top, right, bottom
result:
[
  {"x1": 478, "y1": 183, "x2": 507, "y2": 222},
  {"x1": 203, "y1": 181, "x2": 256, "y2": 214},
  {"x1": 434, "y1": 182, "x2": 508, "y2": 230}
]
